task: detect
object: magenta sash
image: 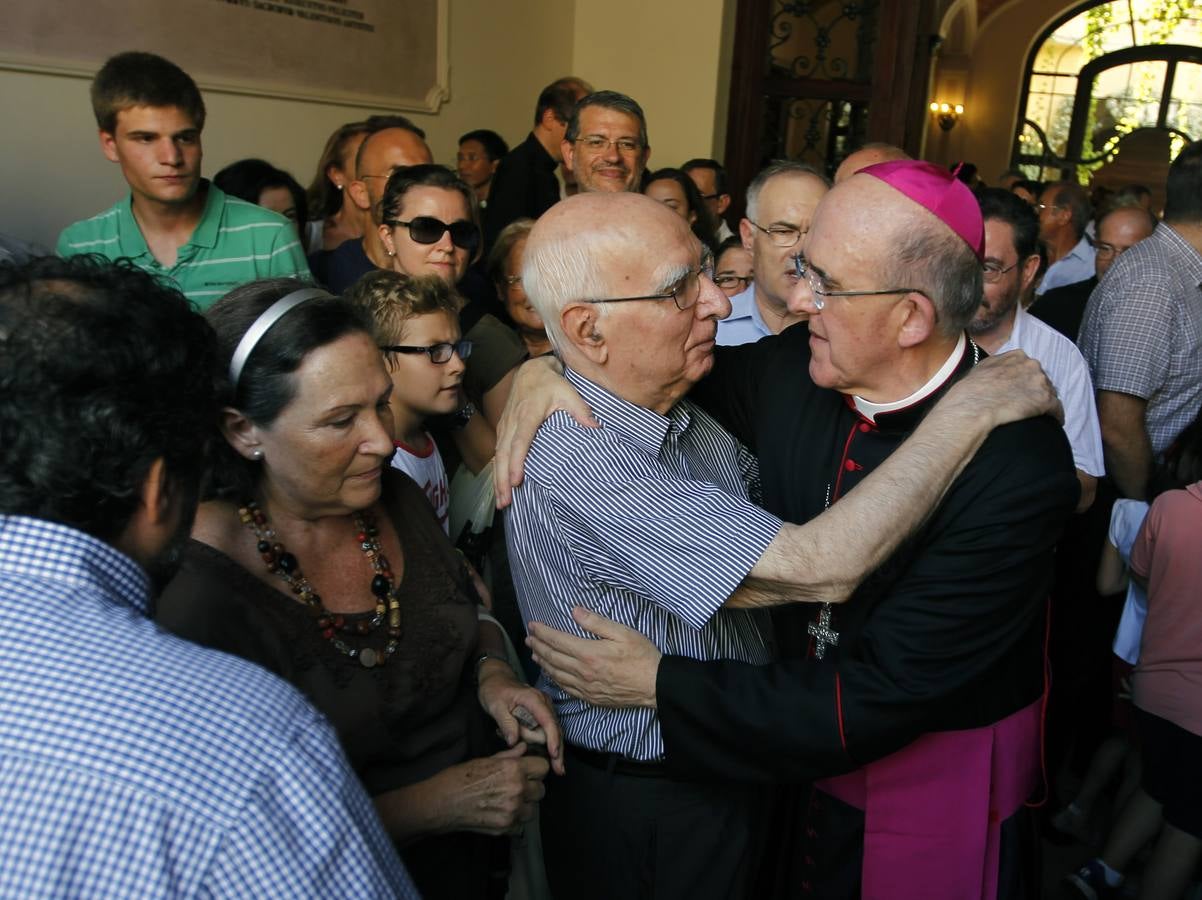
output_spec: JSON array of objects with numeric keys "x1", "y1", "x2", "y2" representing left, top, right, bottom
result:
[{"x1": 812, "y1": 698, "x2": 1042, "y2": 900}]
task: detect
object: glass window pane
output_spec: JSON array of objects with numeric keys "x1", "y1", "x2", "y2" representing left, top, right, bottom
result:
[{"x1": 1166, "y1": 61, "x2": 1202, "y2": 142}]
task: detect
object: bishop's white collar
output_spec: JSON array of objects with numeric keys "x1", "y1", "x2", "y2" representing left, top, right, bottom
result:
[{"x1": 851, "y1": 333, "x2": 968, "y2": 424}]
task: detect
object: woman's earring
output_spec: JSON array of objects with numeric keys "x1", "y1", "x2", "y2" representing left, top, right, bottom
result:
[{"x1": 251, "y1": 449, "x2": 264, "y2": 460}]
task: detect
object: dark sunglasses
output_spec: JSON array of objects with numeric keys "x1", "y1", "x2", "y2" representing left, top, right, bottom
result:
[
  {"x1": 385, "y1": 216, "x2": 480, "y2": 252},
  {"x1": 379, "y1": 339, "x2": 474, "y2": 364}
]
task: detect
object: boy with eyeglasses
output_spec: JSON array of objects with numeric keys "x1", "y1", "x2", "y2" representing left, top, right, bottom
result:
[{"x1": 347, "y1": 270, "x2": 472, "y2": 532}]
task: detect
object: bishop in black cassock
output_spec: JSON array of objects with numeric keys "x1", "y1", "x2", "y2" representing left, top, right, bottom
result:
[
  {"x1": 653, "y1": 161, "x2": 1081, "y2": 899},
  {"x1": 669, "y1": 321, "x2": 1078, "y2": 896}
]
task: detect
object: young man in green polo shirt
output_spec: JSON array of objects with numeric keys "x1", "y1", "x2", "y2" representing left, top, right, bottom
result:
[{"x1": 57, "y1": 52, "x2": 309, "y2": 310}]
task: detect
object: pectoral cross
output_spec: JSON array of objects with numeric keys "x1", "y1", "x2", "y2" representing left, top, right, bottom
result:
[{"x1": 808, "y1": 602, "x2": 840, "y2": 660}]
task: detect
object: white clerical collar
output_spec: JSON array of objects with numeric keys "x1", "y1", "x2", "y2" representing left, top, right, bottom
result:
[{"x1": 851, "y1": 333, "x2": 968, "y2": 423}]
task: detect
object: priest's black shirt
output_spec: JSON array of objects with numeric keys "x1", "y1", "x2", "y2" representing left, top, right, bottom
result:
[{"x1": 656, "y1": 324, "x2": 1080, "y2": 782}]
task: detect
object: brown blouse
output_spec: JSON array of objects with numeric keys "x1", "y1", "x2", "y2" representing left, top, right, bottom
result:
[{"x1": 157, "y1": 471, "x2": 496, "y2": 897}]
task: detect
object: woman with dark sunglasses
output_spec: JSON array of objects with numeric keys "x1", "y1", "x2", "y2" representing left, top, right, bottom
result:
[{"x1": 375, "y1": 166, "x2": 526, "y2": 436}]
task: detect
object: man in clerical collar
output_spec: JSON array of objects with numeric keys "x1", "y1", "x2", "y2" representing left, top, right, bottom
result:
[{"x1": 507, "y1": 160, "x2": 1080, "y2": 900}]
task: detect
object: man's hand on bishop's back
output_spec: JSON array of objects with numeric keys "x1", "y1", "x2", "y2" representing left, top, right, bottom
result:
[{"x1": 527, "y1": 607, "x2": 662, "y2": 710}]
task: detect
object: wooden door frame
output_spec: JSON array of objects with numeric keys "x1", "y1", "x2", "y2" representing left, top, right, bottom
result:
[{"x1": 721, "y1": 0, "x2": 934, "y2": 222}]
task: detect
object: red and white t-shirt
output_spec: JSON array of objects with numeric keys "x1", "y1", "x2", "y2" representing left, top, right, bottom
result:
[{"x1": 391, "y1": 434, "x2": 450, "y2": 533}]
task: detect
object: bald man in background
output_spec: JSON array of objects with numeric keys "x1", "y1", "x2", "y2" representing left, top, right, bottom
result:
[
  {"x1": 833, "y1": 142, "x2": 910, "y2": 183},
  {"x1": 309, "y1": 117, "x2": 434, "y2": 292}
]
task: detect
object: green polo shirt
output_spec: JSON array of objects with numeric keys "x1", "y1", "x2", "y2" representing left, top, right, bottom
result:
[{"x1": 56, "y1": 182, "x2": 310, "y2": 310}]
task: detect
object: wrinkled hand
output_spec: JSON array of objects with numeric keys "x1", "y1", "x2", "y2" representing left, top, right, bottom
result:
[
  {"x1": 527, "y1": 607, "x2": 662, "y2": 710},
  {"x1": 951, "y1": 350, "x2": 1064, "y2": 426},
  {"x1": 437, "y1": 744, "x2": 550, "y2": 835},
  {"x1": 478, "y1": 660, "x2": 564, "y2": 774},
  {"x1": 493, "y1": 356, "x2": 597, "y2": 508}
]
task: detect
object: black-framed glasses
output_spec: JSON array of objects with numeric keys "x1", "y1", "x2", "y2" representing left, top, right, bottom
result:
[
  {"x1": 714, "y1": 273, "x2": 753, "y2": 290},
  {"x1": 982, "y1": 260, "x2": 1020, "y2": 283},
  {"x1": 380, "y1": 340, "x2": 473, "y2": 364},
  {"x1": 748, "y1": 219, "x2": 803, "y2": 248},
  {"x1": 792, "y1": 255, "x2": 924, "y2": 310},
  {"x1": 575, "y1": 135, "x2": 644, "y2": 154},
  {"x1": 384, "y1": 216, "x2": 480, "y2": 252},
  {"x1": 582, "y1": 256, "x2": 715, "y2": 312}
]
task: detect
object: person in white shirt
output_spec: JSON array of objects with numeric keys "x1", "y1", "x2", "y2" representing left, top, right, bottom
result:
[
  {"x1": 346, "y1": 270, "x2": 471, "y2": 532},
  {"x1": 971, "y1": 188, "x2": 1104, "y2": 512}
]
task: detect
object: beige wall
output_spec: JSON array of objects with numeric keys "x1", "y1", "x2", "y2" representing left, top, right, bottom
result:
[
  {"x1": 927, "y1": 0, "x2": 1082, "y2": 180},
  {"x1": 0, "y1": 0, "x2": 578, "y2": 250},
  {"x1": 571, "y1": 0, "x2": 731, "y2": 170},
  {"x1": 2, "y1": 0, "x2": 738, "y2": 251}
]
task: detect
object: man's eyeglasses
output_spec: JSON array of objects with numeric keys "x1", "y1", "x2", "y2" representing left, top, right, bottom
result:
[
  {"x1": 583, "y1": 256, "x2": 715, "y2": 312},
  {"x1": 792, "y1": 255, "x2": 924, "y2": 310},
  {"x1": 748, "y1": 220, "x2": 803, "y2": 248},
  {"x1": 1093, "y1": 241, "x2": 1126, "y2": 260},
  {"x1": 575, "y1": 136, "x2": 643, "y2": 154},
  {"x1": 982, "y1": 260, "x2": 1020, "y2": 283},
  {"x1": 384, "y1": 216, "x2": 481, "y2": 253},
  {"x1": 380, "y1": 340, "x2": 474, "y2": 364},
  {"x1": 714, "y1": 273, "x2": 753, "y2": 290}
]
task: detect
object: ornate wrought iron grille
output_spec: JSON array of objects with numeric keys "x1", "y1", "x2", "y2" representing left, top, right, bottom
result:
[{"x1": 767, "y1": 1, "x2": 880, "y2": 82}]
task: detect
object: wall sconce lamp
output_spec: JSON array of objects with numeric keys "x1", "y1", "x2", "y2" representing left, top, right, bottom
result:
[{"x1": 929, "y1": 101, "x2": 964, "y2": 131}]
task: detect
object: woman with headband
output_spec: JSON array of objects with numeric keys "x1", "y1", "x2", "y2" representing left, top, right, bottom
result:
[{"x1": 156, "y1": 279, "x2": 561, "y2": 900}]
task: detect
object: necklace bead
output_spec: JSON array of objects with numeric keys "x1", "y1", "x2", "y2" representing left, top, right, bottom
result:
[{"x1": 237, "y1": 500, "x2": 402, "y2": 667}]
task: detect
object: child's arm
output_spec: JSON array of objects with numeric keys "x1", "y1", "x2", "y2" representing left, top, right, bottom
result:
[
  {"x1": 452, "y1": 405, "x2": 497, "y2": 475},
  {"x1": 1096, "y1": 536, "x2": 1129, "y2": 596}
]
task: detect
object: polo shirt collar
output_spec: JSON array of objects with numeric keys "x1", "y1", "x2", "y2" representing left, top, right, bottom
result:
[
  {"x1": 564, "y1": 366, "x2": 690, "y2": 457},
  {"x1": 186, "y1": 181, "x2": 223, "y2": 250},
  {"x1": 114, "y1": 180, "x2": 220, "y2": 260}
]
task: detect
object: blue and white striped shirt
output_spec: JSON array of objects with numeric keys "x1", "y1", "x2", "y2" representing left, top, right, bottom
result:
[
  {"x1": 505, "y1": 368, "x2": 782, "y2": 761},
  {"x1": 0, "y1": 516, "x2": 417, "y2": 899}
]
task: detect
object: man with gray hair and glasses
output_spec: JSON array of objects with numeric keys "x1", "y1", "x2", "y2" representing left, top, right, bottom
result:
[
  {"x1": 561, "y1": 90, "x2": 651, "y2": 194},
  {"x1": 717, "y1": 160, "x2": 829, "y2": 345},
  {"x1": 502, "y1": 187, "x2": 1065, "y2": 900}
]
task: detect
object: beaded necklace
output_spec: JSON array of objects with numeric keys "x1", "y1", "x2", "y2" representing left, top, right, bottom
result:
[{"x1": 238, "y1": 500, "x2": 402, "y2": 668}]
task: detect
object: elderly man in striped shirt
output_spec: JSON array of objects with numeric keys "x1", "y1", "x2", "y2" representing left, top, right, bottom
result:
[{"x1": 503, "y1": 190, "x2": 1061, "y2": 900}]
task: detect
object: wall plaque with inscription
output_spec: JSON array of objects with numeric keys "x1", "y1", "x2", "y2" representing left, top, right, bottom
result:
[{"x1": 1, "y1": 0, "x2": 449, "y2": 112}]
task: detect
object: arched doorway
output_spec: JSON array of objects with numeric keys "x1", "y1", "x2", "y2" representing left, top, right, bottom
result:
[{"x1": 1013, "y1": 0, "x2": 1202, "y2": 182}]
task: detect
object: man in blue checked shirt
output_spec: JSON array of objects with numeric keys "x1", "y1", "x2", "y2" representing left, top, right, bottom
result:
[
  {"x1": 0, "y1": 256, "x2": 416, "y2": 899},
  {"x1": 501, "y1": 191, "x2": 1062, "y2": 900}
]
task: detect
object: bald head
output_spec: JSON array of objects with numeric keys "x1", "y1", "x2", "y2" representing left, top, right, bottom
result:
[
  {"x1": 834, "y1": 143, "x2": 911, "y2": 183},
  {"x1": 524, "y1": 193, "x2": 696, "y2": 349},
  {"x1": 1095, "y1": 205, "x2": 1156, "y2": 279},
  {"x1": 352, "y1": 127, "x2": 434, "y2": 219}
]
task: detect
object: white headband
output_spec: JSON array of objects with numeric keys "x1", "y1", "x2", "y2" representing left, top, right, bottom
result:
[{"x1": 227, "y1": 287, "x2": 334, "y2": 390}]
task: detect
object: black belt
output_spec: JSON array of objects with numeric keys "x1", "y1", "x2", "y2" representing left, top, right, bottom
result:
[{"x1": 566, "y1": 743, "x2": 671, "y2": 778}]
